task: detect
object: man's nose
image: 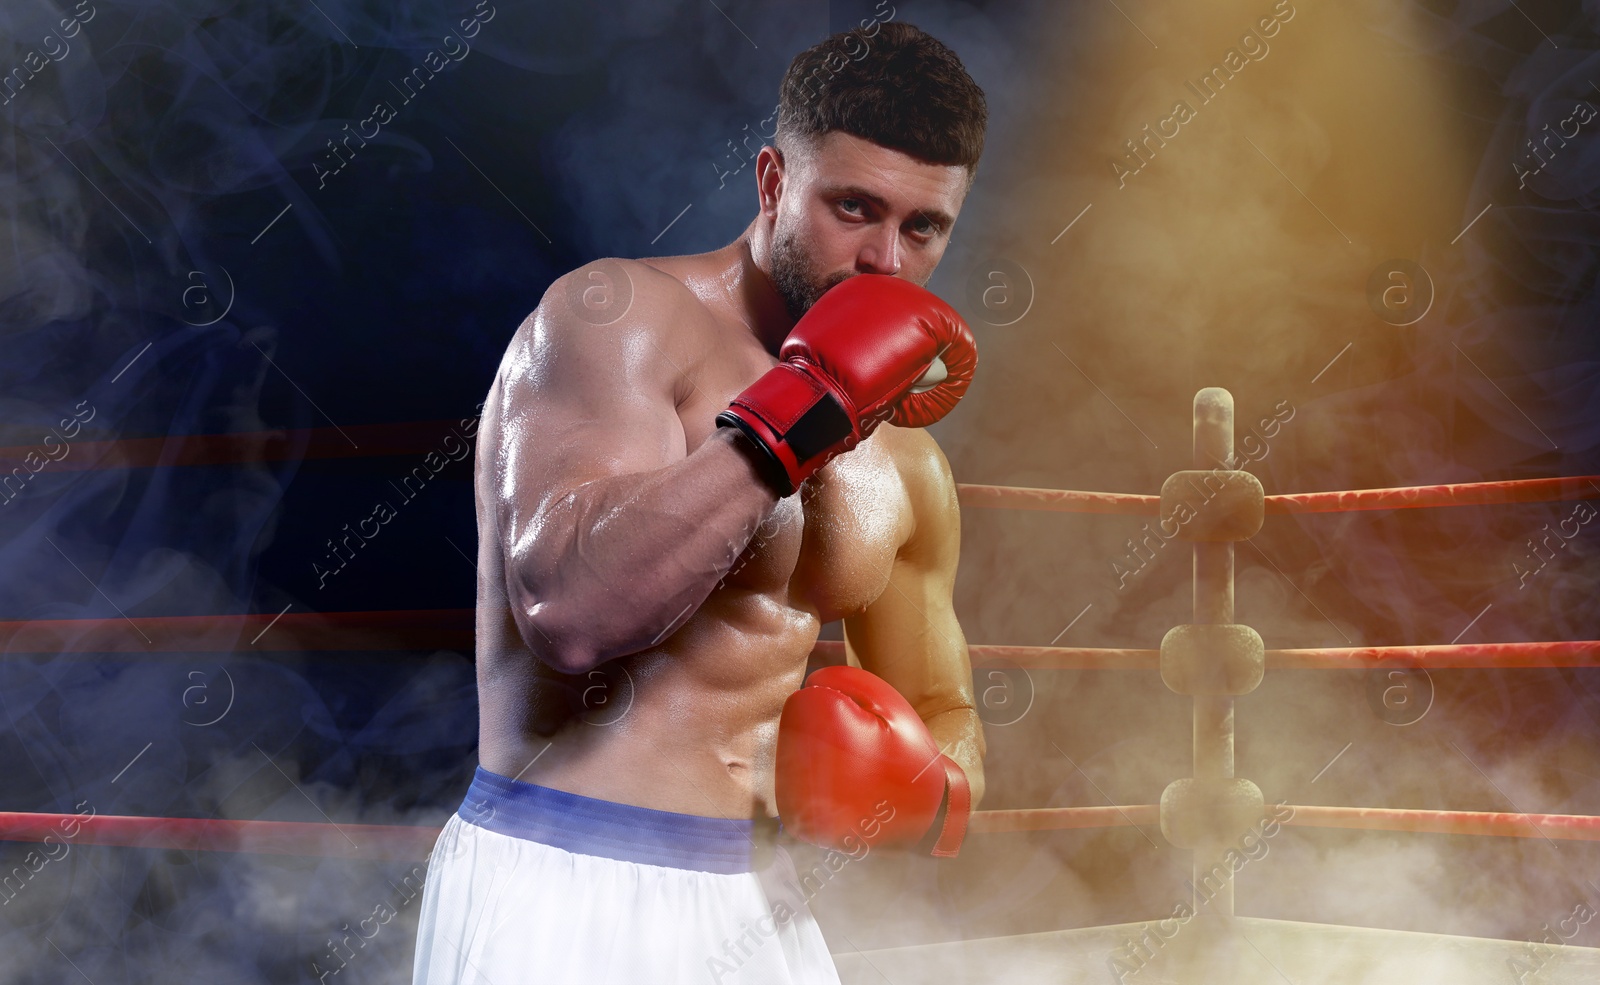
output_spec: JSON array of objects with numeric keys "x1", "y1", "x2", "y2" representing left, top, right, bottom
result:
[{"x1": 856, "y1": 227, "x2": 901, "y2": 275}]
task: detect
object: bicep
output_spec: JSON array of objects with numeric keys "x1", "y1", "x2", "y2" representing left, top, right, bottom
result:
[
  {"x1": 843, "y1": 553, "x2": 966, "y2": 715},
  {"x1": 492, "y1": 266, "x2": 690, "y2": 619}
]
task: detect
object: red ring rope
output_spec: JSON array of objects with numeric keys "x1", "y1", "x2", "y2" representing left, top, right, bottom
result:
[
  {"x1": 8, "y1": 414, "x2": 1594, "y2": 518},
  {"x1": 10, "y1": 422, "x2": 1594, "y2": 518},
  {"x1": 0, "y1": 811, "x2": 441, "y2": 860},
  {"x1": 956, "y1": 484, "x2": 1159, "y2": 515},
  {"x1": 8, "y1": 618, "x2": 1599, "y2": 671},
  {"x1": 1282, "y1": 805, "x2": 1600, "y2": 841},
  {"x1": 1267, "y1": 641, "x2": 1600, "y2": 669},
  {"x1": 0, "y1": 610, "x2": 476, "y2": 654},
  {"x1": 0, "y1": 421, "x2": 469, "y2": 472},
  {"x1": 964, "y1": 641, "x2": 1600, "y2": 670},
  {"x1": 7, "y1": 802, "x2": 1596, "y2": 857},
  {"x1": 958, "y1": 476, "x2": 1600, "y2": 515},
  {"x1": 1264, "y1": 475, "x2": 1600, "y2": 514},
  {"x1": 963, "y1": 805, "x2": 1600, "y2": 841}
]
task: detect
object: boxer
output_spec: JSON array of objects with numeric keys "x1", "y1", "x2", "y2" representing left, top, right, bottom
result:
[{"x1": 414, "y1": 21, "x2": 987, "y2": 985}]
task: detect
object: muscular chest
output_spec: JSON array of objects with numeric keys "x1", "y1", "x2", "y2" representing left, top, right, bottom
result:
[{"x1": 681, "y1": 353, "x2": 913, "y2": 622}]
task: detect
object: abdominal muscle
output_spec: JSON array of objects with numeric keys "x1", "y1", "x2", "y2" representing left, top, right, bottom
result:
[{"x1": 474, "y1": 500, "x2": 820, "y2": 822}]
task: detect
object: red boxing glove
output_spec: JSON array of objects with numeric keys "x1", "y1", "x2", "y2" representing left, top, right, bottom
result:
[
  {"x1": 775, "y1": 665, "x2": 971, "y2": 858},
  {"x1": 717, "y1": 275, "x2": 977, "y2": 496}
]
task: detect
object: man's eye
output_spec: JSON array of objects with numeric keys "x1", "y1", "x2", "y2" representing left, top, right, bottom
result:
[
  {"x1": 839, "y1": 199, "x2": 863, "y2": 214},
  {"x1": 912, "y1": 217, "x2": 936, "y2": 235}
]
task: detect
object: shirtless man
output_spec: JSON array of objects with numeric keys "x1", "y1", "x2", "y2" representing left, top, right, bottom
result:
[{"x1": 414, "y1": 22, "x2": 988, "y2": 985}]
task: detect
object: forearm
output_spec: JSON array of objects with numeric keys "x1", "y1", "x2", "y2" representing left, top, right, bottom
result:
[
  {"x1": 517, "y1": 427, "x2": 781, "y2": 672},
  {"x1": 925, "y1": 707, "x2": 986, "y2": 809}
]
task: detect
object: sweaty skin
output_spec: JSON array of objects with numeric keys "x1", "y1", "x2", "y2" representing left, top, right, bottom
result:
[{"x1": 473, "y1": 131, "x2": 986, "y2": 822}]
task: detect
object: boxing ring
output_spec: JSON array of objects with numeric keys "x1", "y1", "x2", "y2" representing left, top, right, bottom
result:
[{"x1": 5, "y1": 388, "x2": 1600, "y2": 983}]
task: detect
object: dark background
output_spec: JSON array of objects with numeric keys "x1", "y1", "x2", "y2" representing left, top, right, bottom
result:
[{"x1": 2, "y1": 0, "x2": 1599, "y2": 981}]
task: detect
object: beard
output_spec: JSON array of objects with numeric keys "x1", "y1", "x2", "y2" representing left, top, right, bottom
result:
[{"x1": 769, "y1": 225, "x2": 853, "y2": 322}]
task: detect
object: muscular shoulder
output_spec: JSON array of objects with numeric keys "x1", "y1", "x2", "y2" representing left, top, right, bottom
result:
[
  {"x1": 531, "y1": 257, "x2": 703, "y2": 339},
  {"x1": 504, "y1": 258, "x2": 710, "y2": 399}
]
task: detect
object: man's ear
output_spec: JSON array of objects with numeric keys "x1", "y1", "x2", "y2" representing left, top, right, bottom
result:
[{"x1": 755, "y1": 144, "x2": 785, "y2": 218}]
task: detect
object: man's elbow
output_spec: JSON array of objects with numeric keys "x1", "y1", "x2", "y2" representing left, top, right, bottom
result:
[{"x1": 516, "y1": 601, "x2": 602, "y2": 676}]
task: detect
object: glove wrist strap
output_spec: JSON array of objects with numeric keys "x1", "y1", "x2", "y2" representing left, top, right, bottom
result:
[
  {"x1": 716, "y1": 363, "x2": 859, "y2": 496},
  {"x1": 929, "y1": 755, "x2": 971, "y2": 858}
]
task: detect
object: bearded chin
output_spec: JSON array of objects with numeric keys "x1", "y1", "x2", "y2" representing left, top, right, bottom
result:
[{"x1": 771, "y1": 229, "x2": 847, "y2": 322}]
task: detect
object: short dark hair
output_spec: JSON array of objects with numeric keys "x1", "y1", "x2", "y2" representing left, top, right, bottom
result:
[{"x1": 776, "y1": 22, "x2": 987, "y2": 179}]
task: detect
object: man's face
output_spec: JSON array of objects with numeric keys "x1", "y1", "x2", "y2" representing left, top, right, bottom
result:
[{"x1": 763, "y1": 130, "x2": 971, "y2": 321}]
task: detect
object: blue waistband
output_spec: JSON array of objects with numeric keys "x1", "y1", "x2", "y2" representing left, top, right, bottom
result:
[{"x1": 457, "y1": 766, "x2": 766, "y2": 874}]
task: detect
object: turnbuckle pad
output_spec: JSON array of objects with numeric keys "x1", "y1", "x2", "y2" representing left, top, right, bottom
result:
[
  {"x1": 1160, "y1": 624, "x2": 1265, "y2": 696},
  {"x1": 1159, "y1": 470, "x2": 1264, "y2": 541},
  {"x1": 1160, "y1": 777, "x2": 1266, "y2": 850}
]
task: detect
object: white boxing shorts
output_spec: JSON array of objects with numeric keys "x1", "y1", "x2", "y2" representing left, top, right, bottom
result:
[{"x1": 412, "y1": 766, "x2": 843, "y2": 985}]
